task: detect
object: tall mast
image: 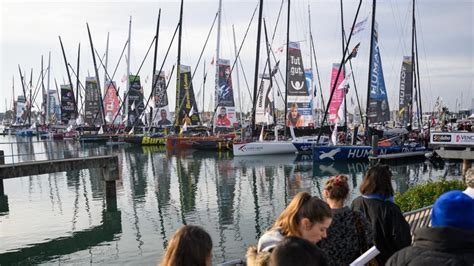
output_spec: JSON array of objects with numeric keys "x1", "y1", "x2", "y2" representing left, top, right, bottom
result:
[
  {"x1": 215, "y1": 0, "x2": 222, "y2": 109},
  {"x1": 76, "y1": 43, "x2": 81, "y2": 112},
  {"x1": 41, "y1": 55, "x2": 46, "y2": 124},
  {"x1": 365, "y1": 0, "x2": 377, "y2": 138},
  {"x1": 126, "y1": 17, "x2": 132, "y2": 123},
  {"x1": 284, "y1": 0, "x2": 290, "y2": 136},
  {"x1": 340, "y1": 0, "x2": 348, "y2": 131},
  {"x1": 263, "y1": 19, "x2": 275, "y2": 124},
  {"x1": 410, "y1": 0, "x2": 415, "y2": 127},
  {"x1": 46, "y1": 52, "x2": 51, "y2": 124},
  {"x1": 104, "y1": 32, "x2": 110, "y2": 89},
  {"x1": 308, "y1": 5, "x2": 316, "y2": 124},
  {"x1": 251, "y1": 0, "x2": 264, "y2": 131},
  {"x1": 151, "y1": 9, "x2": 161, "y2": 120},
  {"x1": 59, "y1": 36, "x2": 78, "y2": 118},
  {"x1": 86, "y1": 23, "x2": 106, "y2": 126},
  {"x1": 175, "y1": 0, "x2": 184, "y2": 126},
  {"x1": 415, "y1": 24, "x2": 423, "y2": 126},
  {"x1": 232, "y1": 24, "x2": 243, "y2": 127}
]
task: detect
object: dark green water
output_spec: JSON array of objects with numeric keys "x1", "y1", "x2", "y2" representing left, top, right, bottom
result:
[{"x1": 0, "y1": 136, "x2": 463, "y2": 265}]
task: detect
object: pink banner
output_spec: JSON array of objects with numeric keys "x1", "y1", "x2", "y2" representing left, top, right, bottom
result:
[
  {"x1": 328, "y1": 63, "x2": 345, "y2": 123},
  {"x1": 103, "y1": 81, "x2": 120, "y2": 124}
]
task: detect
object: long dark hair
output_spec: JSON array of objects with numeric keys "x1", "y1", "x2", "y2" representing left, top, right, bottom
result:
[
  {"x1": 360, "y1": 164, "x2": 394, "y2": 197},
  {"x1": 159, "y1": 225, "x2": 212, "y2": 266}
]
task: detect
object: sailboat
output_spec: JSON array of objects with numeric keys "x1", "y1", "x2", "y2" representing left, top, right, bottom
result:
[{"x1": 313, "y1": 1, "x2": 428, "y2": 162}]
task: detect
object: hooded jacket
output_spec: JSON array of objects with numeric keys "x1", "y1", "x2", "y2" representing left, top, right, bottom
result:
[
  {"x1": 247, "y1": 229, "x2": 284, "y2": 266},
  {"x1": 351, "y1": 196, "x2": 411, "y2": 265},
  {"x1": 386, "y1": 226, "x2": 474, "y2": 266}
]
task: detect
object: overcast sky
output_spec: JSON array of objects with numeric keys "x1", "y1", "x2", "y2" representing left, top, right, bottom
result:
[{"x1": 1, "y1": 0, "x2": 473, "y2": 115}]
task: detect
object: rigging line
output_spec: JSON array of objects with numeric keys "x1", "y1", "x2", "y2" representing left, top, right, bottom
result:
[
  {"x1": 317, "y1": 0, "x2": 362, "y2": 144},
  {"x1": 65, "y1": 66, "x2": 87, "y2": 116},
  {"x1": 310, "y1": 33, "x2": 325, "y2": 113},
  {"x1": 130, "y1": 22, "x2": 180, "y2": 129},
  {"x1": 414, "y1": 2, "x2": 432, "y2": 95},
  {"x1": 186, "y1": 2, "x2": 259, "y2": 128},
  {"x1": 191, "y1": 12, "x2": 218, "y2": 81},
  {"x1": 111, "y1": 35, "x2": 157, "y2": 126},
  {"x1": 149, "y1": 65, "x2": 176, "y2": 129},
  {"x1": 94, "y1": 48, "x2": 124, "y2": 104},
  {"x1": 111, "y1": 40, "x2": 129, "y2": 85},
  {"x1": 238, "y1": 55, "x2": 253, "y2": 104}
]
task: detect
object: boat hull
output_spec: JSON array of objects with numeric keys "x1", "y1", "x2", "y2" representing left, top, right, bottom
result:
[
  {"x1": 124, "y1": 135, "x2": 166, "y2": 145},
  {"x1": 233, "y1": 141, "x2": 297, "y2": 156},
  {"x1": 312, "y1": 145, "x2": 428, "y2": 162}
]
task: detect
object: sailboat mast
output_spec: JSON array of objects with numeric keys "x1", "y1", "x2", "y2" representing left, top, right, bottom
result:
[
  {"x1": 215, "y1": 0, "x2": 222, "y2": 110},
  {"x1": 410, "y1": 0, "x2": 415, "y2": 127},
  {"x1": 263, "y1": 19, "x2": 276, "y2": 124},
  {"x1": 59, "y1": 36, "x2": 78, "y2": 119},
  {"x1": 415, "y1": 25, "x2": 423, "y2": 126},
  {"x1": 76, "y1": 43, "x2": 81, "y2": 112},
  {"x1": 308, "y1": 5, "x2": 316, "y2": 124},
  {"x1": 126, "y1": 17, "x2": 132, "y2": 124},
  {"x1": 151, "y1": 9, "x2": 161, "y2": 126},
  {"x1": 175, "y1": 0, "x2": 184, "y2": 127},
  {"x1": 232, "y1": 25, "x2": 244, "y2": 128},
  {"x1": 251, "y1": 0, "x2": 264, "y2": 131},
  {"x1": 104, "y1": 32, "x2": 110, "y2": 89},
  {"x1": 284, "y1": 0, "x2": 290, "y2": 136},
  {"x1": 46, "y1": 52, "x2": 51, "y2": 124},
  {"x1": 340, "y1": 0, "x2": 347, "y2": 131},
  {"x1": 365, "y1": 0, "x2": 377, "y2": 138},
  {"x1": 86, "y1": 23, "x2": 106, "y2": 126},
  {"x1": 41, "y1": 55, "x2": 46, "y2": 125}
]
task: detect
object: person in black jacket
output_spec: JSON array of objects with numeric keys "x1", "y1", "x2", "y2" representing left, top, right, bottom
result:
[
  {"x1": 351, "y1": 164, "x2": 411, "y2": 265},
  {"x1": 387, "y1": 190, "x2": 474, "y2": 266}
]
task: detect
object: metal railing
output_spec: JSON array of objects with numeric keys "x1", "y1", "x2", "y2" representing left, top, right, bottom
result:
[{"x1": 403, "y1": 205, "x2": 433, "y2": 236}]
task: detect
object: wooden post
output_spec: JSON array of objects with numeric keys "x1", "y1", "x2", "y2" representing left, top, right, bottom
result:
[
  {"x1": 462, "y1": 159, "x2": 472, "y2": 177},
  {"x1": 352, "y1": 125, "x2": 359, "y2": 145},
  {"x1": 102, "y1": 161, "x2": 118, "y2": 211},
  {"x1": 370, "y1": 135, "x2": 379, "y2": 166},
  {"x1": 0, "y1": 150, "x2": 8, "y2": 213}
]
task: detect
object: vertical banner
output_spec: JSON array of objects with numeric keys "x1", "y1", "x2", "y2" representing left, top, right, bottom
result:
[
  {"x1": 367, "y1": 22, "x2": 390, "y2": 124},
  {"x1": 255, "y1": 75, "x2": 274, "y2": 125},
  {"x1": 328, "y1": 63, "x2": 345, "y2": 124},
  {"x1": 286, "y1": 42, "x2": 313, "y2": 127},
  {"x1": 127, "y1": 75, "x2": 145, "y2": 126},
  {"x1": 398, "y1": 56, "x2": 412, "y2": 126},
  {"x1": 48, "y1": 89, "x2": 61, "y2": 124},
  {"x1": 15, "y1": 95, "x2": 26, "y2": 124},
  {"x1": 84, "y1": 77, "x2": 103, "y2": 125},
  {"x1": 103, "y1": 81, "x2": 121, "y2": 124},
  {"x1": 214, "y1": 59, "x2": 237, "y2": 127},
  {"x1": 153, "y1": 71, "x2": 172, "y2": 126},
  {"x1": 176, "y1": 65, "x2": 200, "y2": 126},
  {"x1": 60, "y1": 85, "x2": 75, "y2": 124}
]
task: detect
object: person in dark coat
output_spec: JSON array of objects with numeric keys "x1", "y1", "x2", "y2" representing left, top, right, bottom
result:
[
  {"x1": 387, "y1": 190, "x2": 474, "y2": 266},
  {"x1": 351, "y1": 164, "x2": 411, "y2": 265}
]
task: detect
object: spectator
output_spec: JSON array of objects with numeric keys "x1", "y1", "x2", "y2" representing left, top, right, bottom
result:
[
  {"x1": 464, "y1": 167, "x2": 474, "y2": 198},
  {"x1": 351, "y1": 164, "x2": 411, "y2": 265},
  {"x1": 159, "y1": 225, "x2": 212, "y2": 266},
  {"x1": 269, "y1": 236, "x2": 327, "y2": 266},
  {"x1": 247, "y1": 192, "x2": 332, "y2": 266},
  {"x1": 319, "y1": 175, "x2": 373, "y2": 266},
  {"x1": 387, "y1": 190, "x2": 474, "y2": 265}
]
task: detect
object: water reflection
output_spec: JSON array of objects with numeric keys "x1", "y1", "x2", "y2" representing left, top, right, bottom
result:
[{"x1": 0, "y1": 135, "x2": 464, "y2": 264}]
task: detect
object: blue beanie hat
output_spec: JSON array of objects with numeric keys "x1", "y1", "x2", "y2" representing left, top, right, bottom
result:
[{"x1": 431, "y1": 190, "x2": 474, "y2": 230}]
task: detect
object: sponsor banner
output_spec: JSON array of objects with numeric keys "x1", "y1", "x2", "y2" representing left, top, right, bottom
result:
[
  {"x1": 398, "y1": 56, "x2": 412, "y2": 126},
  {"x1": 128, "y1": 75, "x2": 145, "y2": 126},
  {"x1": 60, "y1": 85, "x2": 75, "y2": 124},
  {"x1": 103, "y1": 81, "x2": 121, "y2": 124},
  {"x1": 215, "y1": 59, "x2": 237, "y2": 127},
  {"x1": 153, "y1": 71, "x2": 172, "y2": 126},
  {"x1": 255, "y1": 75, "x2": 274, "y2": 125},
  {"x1": 430, "y1": 132, "x2": 474, "y2": 146},
  {"x1": 15, "y1": 95, "x2": 26, "y2": 124},
  {"x1": 287, "y1": 42, "x2": 308, "y2": 96},
  {"x1": 84, "y1": 77, "x2": 103, "y2": 125},
  {"x1": 47, "y1": 89, "x2": 61, "y2": 123},
  {"x1": 175, "y1": 65, "x2": 200, "y2": 126},
  {"x1": 328, "y1": 63, "x2": 345, "y2": 124},
  {"x1": 367, "y1": 22, "x2": 390, "y2": 124}
]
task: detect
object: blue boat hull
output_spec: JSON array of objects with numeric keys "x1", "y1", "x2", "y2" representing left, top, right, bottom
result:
[{"x1": 312, "y1": 145, "x2": 427, "y2": 162}]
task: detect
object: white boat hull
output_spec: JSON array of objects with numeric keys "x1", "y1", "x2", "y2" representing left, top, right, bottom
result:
[{"x1": 233, "y1": 141, "x2": 297, "y2": 156}]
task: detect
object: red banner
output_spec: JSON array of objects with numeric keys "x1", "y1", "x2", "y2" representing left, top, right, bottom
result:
[{"x1": 328, "y1": 63, "x2": 345, "y2": 124}]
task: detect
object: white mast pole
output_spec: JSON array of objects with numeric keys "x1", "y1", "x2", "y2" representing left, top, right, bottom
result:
[
  {"x1": 215, "y1": 0, "x2": 222, "y2": 110},
  {"x1": 126, "y1": 17, "x2": 132, "y2": 124},
  {"x1": 232, "y1": 24, "x2": 243, "y2": 128},
  {"x1": 104, "y1": 32, "x2": 110, "y2": 90},
  {"x1": 47, "y1": 51, "x2": 51, "y2": 124}
]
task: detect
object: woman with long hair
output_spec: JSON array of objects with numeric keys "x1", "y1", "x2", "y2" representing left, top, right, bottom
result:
[
  {"x1": 351, "y1": 164, "x2": 411, "y2": 265},
  {"x1": 247, "y1": 192, "x2": 332, "y2": 266},
  {"x1": 318, "y1": 175, "x2": 373, "y2": 266},
  {"x1": 159, "y1": 225, "x2": 212, "y2": 266}
]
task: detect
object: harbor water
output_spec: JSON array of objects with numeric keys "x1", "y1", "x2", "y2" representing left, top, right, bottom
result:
[{"x1": 0, "y1": 136, "x2": 464, "y2": 265}]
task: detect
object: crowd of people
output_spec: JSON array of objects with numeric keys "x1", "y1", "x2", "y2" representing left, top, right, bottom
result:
[{"x1": 158, "y1": 164, "x2": 474, "y2": 266}]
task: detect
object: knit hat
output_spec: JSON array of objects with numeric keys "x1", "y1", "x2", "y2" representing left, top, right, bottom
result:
[
  {"x1": 465, "y1": 168, "x2": 474, "y2": 188},
  {"x1": 431, "y1": 190, "x2": 474, "y2": 230}
]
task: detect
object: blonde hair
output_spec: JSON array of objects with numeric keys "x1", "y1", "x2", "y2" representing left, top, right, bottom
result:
[{"x1": 271, "y1": 192, "x2": 331, "y2": 237}]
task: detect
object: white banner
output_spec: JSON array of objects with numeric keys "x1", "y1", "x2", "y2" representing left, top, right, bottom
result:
[{"x1": 430, "y1": 132, "x2": 474, "y2": 146}]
